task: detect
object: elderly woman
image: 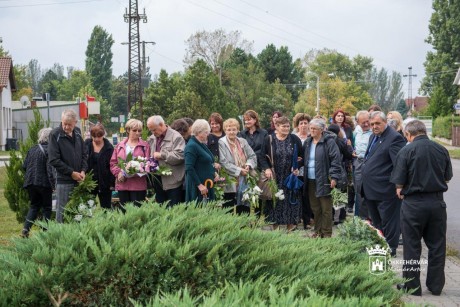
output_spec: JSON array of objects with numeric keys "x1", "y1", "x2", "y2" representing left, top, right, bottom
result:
[
  {"x1": 303, "y1": 118, "x2": 342, "y2": 238},
  {"x1": 85, "y1": 124, "x2": 115, "y2": 209},
  {"x1": 207, "y1": 112, "x2": 225, "y2": 161},
  {"x1": 110, "y1": 119, "x2": 150, "y2": 206},
  {"x1": 261, "y1": 116, "x2": 303, "y2": 231},
  {"x1": 185, "y1": 119, "x2": 217, "y2": 202},
  {"x1": 219, "y1": 118, "x2": 257, "y2": 213},
  {"x1": 387, "y1": 111, "x2": 404, "y2": 136},
  {"x1": 21, "y1": 128, "x2": 55, "y2": 238}
]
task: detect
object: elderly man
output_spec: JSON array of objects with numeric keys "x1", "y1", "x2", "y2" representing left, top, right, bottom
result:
[
  {"x1": 147, "y1": 115, "x2": 185, "y2": 206},
  {"x1": 391, "y1": 120, "x2": 452, "y2": 296},
  {"x1": 48, "y1": 109, "x2": 88, "y2": 223},
  {"x1": 361, "y1": 111, "x2": 405, "y2": 256},
  {"x1": 353, "y1": 110, "x2": 372, "y2": 219}
]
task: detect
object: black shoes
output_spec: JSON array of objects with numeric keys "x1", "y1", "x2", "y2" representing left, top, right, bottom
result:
[
  {"x1": 20, "y1": 229, "x2": 29, "y2": 238},
  {"x1": 396, "y1": 284, "x2": 422, "y2": 296},
  {"x1": 427, "y1": 287, "x2": 441, "y2": 296}
]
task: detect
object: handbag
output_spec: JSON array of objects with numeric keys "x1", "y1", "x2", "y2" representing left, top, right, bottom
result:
[{"x1": 258, "y1": 135, "x2": 276, "y2": 200}]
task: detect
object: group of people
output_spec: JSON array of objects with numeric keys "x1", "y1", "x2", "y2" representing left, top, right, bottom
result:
[{"x1": 20, "y1": 106, "x2": 453, "y2": 297}]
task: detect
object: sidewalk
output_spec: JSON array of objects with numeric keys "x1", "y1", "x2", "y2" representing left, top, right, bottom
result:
[{"x1": 393, "y1": 244, "x2": 460, "y2": 306}]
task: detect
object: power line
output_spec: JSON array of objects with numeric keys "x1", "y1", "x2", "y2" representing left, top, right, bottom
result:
[
  {"x1": 212, "y1": 0, "x2": 322, "y2": 50},
  {"x1": 0, "y1": 0, "x2": 105, "y2": 8},
  {"x1": 185, "y1": 0, "x2": 315, "y2": 52},
  {"x1": 235, "y1": 0, "x2": 409, "y2": 72}
]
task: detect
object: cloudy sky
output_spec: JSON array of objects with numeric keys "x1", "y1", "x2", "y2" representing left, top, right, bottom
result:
[{"x1": 0, "y1": 0, "x2": 435, "y2": 96}]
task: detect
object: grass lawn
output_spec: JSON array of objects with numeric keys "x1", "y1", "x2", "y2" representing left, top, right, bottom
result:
[
  {"x1": 448, "y1": 148, "x2": 460, "y2": 159},
  {"x1": 0, "y1": 167, "x2": 22, "y2": 245}
]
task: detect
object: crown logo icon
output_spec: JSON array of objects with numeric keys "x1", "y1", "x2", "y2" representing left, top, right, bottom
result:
[{"x1": 366, "y1": 244, "x2": 388, "y2": 256}]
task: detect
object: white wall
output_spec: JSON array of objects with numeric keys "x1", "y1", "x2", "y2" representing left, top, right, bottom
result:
[{"x1": 0, "y1": 80, "x2": 13, "y2": 150}]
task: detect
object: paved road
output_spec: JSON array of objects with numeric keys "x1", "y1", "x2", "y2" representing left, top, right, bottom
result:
[{"x1": 446, "y1": 158, "x2": 460, "y2": 255}]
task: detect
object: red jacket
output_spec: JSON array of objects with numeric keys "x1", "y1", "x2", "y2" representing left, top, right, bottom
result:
[{"x1": 110, "y1": 139, "x2": 150, "y2": 191}]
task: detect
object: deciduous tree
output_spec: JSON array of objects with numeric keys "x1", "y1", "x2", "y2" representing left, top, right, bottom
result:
[
  {"x1": 421, "y1": 0, "x2": 460, "y2": 117},
  {"x1": 184, "y1": 29, "x2": 253, "y2": 71}
]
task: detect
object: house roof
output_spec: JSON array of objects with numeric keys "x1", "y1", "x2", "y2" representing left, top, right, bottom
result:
[{"x1": 0, "y1": 57, "x2": 16, "y2": 91}]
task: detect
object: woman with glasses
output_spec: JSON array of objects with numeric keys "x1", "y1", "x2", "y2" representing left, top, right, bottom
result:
[
  {"x1": 110, "y1": 119, "x2": 150, "y2": 206},
  {"x1": 261, "y1": 116, "x2": 303, "y2": 231},
  {"x1": 85, "y1": 124, "x2": 115, "y2": 209},
  {"x1": 303, "y1": 118, "x2": 342, "y2": 238}
]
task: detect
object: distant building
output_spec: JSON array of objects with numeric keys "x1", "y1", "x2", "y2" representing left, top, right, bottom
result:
[
  {"x1": 405, "y1": 96, "x2": 429, "y2": 113},
  {"x1": 0, "y1": 57, "x2": 16, "y2": 150}
]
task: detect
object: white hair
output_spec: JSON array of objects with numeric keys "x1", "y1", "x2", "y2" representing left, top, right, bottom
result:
[
  {"x1": 61, "y1": 109, "x2": 77, "y2": 121},
  {"x1": 191, "y1": 119, "x2": 210, "y2": 136},
  {"x1": 309, "y1": 118, "x2": 326, "y2": 130},
  {"x1": 147, "y1": 115, "x2": 165, "y2": 126},
  {"x1": 38, "y1": 127, "x2": 52, "y2": 144}
]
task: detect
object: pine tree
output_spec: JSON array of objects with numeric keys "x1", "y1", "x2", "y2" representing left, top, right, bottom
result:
[{"x1": 4, "y1": 109, "x2": 47, "y2": 222}]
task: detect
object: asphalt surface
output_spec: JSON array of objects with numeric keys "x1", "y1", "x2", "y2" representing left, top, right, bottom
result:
[{"x1": 446, "y1": 158, "x2": 460, "y2": 255}]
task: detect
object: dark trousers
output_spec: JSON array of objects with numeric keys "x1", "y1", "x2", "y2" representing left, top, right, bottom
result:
[
  {"x1": 401, "y1": 193, "x2": 446, "y2": 294},
  {"x1": 222, "y1": 192, "x2": 250, "y2": 214},
  {"x1": 91, "y1": 188, "x2": 112, "y2": 209},
  {"x1": 152, "y1": 176, "x2": 183, "y2": 207},
  {"x1": 353, "y1": 158, "x2": 369, "y2": 219},
  {"x1": 366, "y1": 198, "x2": 401, "y2": 251},
  {"x1": 300, "y1": 177, "x2": 312, "y2": 227},
  {"x1": 118, "y1": 190, "x2": 147, "y2": 207},
  {"x1": 24, "y1": 185, "x2": 52, "y2": 232}
]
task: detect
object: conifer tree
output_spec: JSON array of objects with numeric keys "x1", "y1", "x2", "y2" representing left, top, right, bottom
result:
[{"x1": 4, "y1": 109, "x2": 47, "y2": 222}]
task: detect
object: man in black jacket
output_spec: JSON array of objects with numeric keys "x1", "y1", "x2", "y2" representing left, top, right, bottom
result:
[
  {"x1": 391, "y1": 120, "x2": 452, "y2": 296},
  {"x1": 48, "y1": 109, "x2": 88, "y2": 223},
  {"x1": 361, "y1": 111, "x2": 405, "y2": 256}
]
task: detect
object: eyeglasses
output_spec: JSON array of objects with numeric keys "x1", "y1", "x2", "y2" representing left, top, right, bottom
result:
[
  {"x1": 131, "y1": 129, "x2": 142, "y2": 132},
  {"x1": 92, "y1": 134, "x2": 104, "y2": 138}
]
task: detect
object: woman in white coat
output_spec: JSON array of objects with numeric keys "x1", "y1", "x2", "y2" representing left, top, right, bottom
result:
[{"x1": 219, "y1": 118, "x2": 257, "y2": 214}]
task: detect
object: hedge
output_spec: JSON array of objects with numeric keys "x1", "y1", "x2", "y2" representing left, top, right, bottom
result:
[
  {"x1": 0, "y1": 201, "x2": 402, "y2": 306},
  {"x1": 433, "y1": 115, "x2": 460, "y2": 139}
]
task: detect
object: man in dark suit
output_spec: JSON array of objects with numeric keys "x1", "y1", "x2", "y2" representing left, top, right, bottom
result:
[{"x1": 361, "y1": 111, "x2": 406, "y2": 256}]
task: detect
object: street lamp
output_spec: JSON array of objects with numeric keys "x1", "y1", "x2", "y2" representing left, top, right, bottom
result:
[{"x1": 313, "y1": 73, "x2": 335, "y2": 116}]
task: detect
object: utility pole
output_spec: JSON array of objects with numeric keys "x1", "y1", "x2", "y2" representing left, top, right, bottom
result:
[
  {"x1": 403, "y1": 66, "x2": 417, "y2": 115},
  {"x1": 123, "y1": 0, "x2": 147, "y2": 122},
  {"x1": 141, "y1": 41, "x2": 155, "y2": 89}
]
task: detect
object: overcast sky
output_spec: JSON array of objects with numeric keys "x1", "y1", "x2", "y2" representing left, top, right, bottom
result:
[{"x1": 0, "y1": 0, "x2": 435, "y2": 96}]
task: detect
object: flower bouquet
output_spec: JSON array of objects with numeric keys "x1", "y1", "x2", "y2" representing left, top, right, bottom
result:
[
  {"x1": 213, "y1": 168, "x2": 237, "y2": 201},
  {"x1": 146, "y1": 158, "x2": 173, "y2": 176},
  {"x1": 117, "y1": 152, "x2": 149, "y2": 177}
]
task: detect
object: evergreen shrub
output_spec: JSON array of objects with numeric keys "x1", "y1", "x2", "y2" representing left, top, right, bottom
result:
[
  {"x1": 433, "y1": 115, "x2": 460, "y2": 139},
  {"x1": 4, "y1": 109, "x2": 47, "y2": 222},
  {"x1": 0, "y1": 202, "x2": 402, "y2": 305}
]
